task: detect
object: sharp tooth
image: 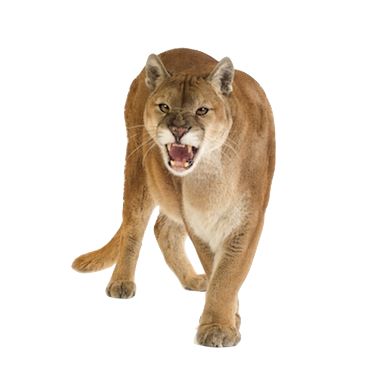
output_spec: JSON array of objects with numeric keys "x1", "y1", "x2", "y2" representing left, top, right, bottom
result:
[
  {"x1": 187, "y1": 145, "x2": 192, "y2": 154},
  {"x1": 167, "y1": 144, "x2": 171, "y2": 151},
  {"x1": 170, "y1": 160, "x2": 175, "y2": 167},
  {"x1": 184, "y1": 161, "x2": 190, "y2": 168}
]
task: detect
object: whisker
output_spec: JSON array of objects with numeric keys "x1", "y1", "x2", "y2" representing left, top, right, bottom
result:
[
  {"x1": 127, "y1": 132, "x2": 145, "y2": 140},
  {"x1": 126, "y1": 138, "x2": 154, "y2": 161},
  {"x1": 224, "y1": 139, "x2": 240, "y2": 150},
  {"x1": 201, "y1": 133, "x2": 240, "y2": 166},
  {"x1": 126, "y1": 124, "x2": 146, "y2": 130},
  {"x1": 142, "y1": 143, "x2": 157, "y2": 166},
  {"x1": 222, "y1": 142, "x2": 240, "y2": 159}
]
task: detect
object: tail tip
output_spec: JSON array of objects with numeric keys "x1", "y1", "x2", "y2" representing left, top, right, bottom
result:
[{"x1": 71, "y1": 255, "x2": 98, "y2": 273}]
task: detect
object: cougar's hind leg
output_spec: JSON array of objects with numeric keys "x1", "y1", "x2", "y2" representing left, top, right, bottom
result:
[
  {"x1": 154, "y1": 213, "x2": 207, "y2": 292},
  {"x1": 188, "y1": 233, "x2": 215, "y2": 279}
]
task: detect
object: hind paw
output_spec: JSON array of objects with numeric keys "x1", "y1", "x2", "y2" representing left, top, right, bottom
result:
[{"x1": 183, "y1": 274, "x2": 208, "y2": 292}]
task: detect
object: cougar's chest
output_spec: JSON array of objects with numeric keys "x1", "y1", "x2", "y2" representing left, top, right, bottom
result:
[{"x1": 182, "y1": 171, "x2": 245, "y2": 252}]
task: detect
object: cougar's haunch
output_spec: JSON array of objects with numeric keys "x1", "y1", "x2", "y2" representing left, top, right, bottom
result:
[{"x1": 72, "y1": 48, "x2": 275, "y2": 347}]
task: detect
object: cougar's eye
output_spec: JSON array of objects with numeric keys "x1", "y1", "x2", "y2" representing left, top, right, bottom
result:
[
  {"x1": 159, "y1": 103, "x2": 170, "y2": 113},
  {"x1": 196, "y1": 107, "x2": 209, "y2": 116}
]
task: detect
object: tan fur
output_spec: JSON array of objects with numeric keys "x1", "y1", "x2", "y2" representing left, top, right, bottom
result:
[{"x1": 72, "y1": 48, "x2": 275, "y2": 347}]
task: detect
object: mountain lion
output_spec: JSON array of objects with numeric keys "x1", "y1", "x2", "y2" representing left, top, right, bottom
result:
[{"x1": 72, "y1": 48, "x2": 275, "y2": 347}]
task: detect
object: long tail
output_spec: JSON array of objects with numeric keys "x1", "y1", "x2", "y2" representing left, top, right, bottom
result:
[{"x1": 72, "y1": 227, "x2": 121, "y2": 272}]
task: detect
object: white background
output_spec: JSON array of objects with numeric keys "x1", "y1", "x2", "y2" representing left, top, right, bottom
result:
[{"x1": 1, "y1": 0, "x2": 374, "y2": 374}]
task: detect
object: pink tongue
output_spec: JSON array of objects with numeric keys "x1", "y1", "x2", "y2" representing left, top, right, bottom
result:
[{"x1": 169, "y1": 144, "x2": 191, "y2": 162}]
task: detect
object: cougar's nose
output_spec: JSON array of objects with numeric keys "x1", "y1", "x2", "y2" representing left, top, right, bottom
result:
[
  {"x1": 172, "y1": 113, "x2": 185, "y2": 127},
  {"x1": 168, "y1": 125, "x2": 191, "y2": 143},
  {"x1": 167, "y1": 112, "x2": 191, "y2": 142}
]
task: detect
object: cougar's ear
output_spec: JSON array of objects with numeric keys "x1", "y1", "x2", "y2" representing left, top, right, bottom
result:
[
  {"x1": 145, "y1": 54, "x2": 171, "y2": 91},
  {"x1": 207, "y1": 57, "x2": 234, "y2": 95}
]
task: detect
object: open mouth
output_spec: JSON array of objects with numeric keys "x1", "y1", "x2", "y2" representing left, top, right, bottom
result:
[{"x1": 165, "y1": 143, "x2": 199, "y2": 172}]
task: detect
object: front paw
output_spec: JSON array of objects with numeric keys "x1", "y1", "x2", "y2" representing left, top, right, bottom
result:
[
  {"x1": 106, "y1": 280, "x2": 136, "y2": 299},
  {"x1": 184, "y1": 274, "x2": 208, "y2": 292},
  {"x1": 196, "y1": 324, "x2": 241, "y2": 347}
]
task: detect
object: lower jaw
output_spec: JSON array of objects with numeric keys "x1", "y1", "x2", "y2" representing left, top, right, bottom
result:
[
  {"x1": 169, "y1": 159, "x2": 193, "y2": 168},
  {"x1": 167, "y1": 159, "x2": 200, "y2": 176},
  {"x1": 168, "y1": 160, "x2": 194, "y2": 173},
  {"x1": 164, "y1": 143, "x2": 199, "y2": 174}
]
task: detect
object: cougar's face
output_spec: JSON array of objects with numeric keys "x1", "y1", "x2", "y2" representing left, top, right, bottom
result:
[{"x1": 144, "y1": 75, "x2": 232, "y2": 176}]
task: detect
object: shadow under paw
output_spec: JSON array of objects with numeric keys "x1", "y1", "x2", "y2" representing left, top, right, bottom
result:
[{"x1": 106, "y1": 280, "x2": 136, "y2": 299}]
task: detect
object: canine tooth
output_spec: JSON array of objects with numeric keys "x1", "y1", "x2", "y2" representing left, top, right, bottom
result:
[
  {"x1": 187, "y1": 145, "x2": 192, "y2": 153},
  {"x1": 170, "y1": 160, "x2": 175, "y2": 166},
  {"x1": 184, "y1": 161, "x2": 190, "y2": 168},
  {"x1": 167, "y1": 144, "x2": 172, "y2": 151}
]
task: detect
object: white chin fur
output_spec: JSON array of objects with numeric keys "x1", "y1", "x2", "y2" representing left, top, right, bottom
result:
[{"x1": 168, "y1": 167, "x2": 195, "y2": 177}]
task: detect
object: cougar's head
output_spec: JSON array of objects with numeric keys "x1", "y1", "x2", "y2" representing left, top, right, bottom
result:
[{"x1": 143, "y1": 54, "x2": 234, "y2": 176}]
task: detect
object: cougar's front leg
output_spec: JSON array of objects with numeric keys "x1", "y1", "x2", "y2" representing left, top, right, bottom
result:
[
  {"x1": 106, "y1": 153, "x2": 154, "y2": 299},
  {"x1": 154, "y1": 214, "x2": 208, "y2": 292},
  {"x1": 196, "y1": 215, "x2": 265, "y2": 347}
]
